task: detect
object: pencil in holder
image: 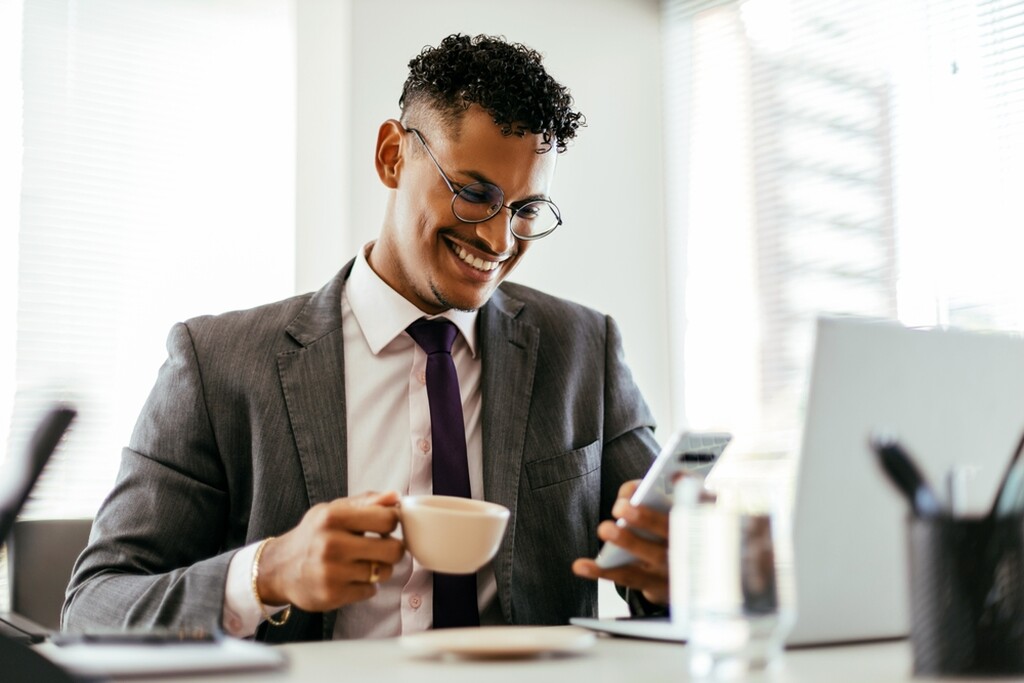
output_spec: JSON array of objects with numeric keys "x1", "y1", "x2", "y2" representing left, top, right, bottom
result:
[{"x1": 908, "y1": 514, "x2": 1024, "y2": 676}]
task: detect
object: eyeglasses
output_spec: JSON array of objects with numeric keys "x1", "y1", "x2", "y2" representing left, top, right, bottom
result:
[{"x1": 406, "y1": 128, "x2": 562, "y2": 241}]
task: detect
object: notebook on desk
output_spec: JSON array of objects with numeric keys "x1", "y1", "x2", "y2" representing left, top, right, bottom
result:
[{"x1": 786, "y1": 316, "x2": 1024, "y2": 646}]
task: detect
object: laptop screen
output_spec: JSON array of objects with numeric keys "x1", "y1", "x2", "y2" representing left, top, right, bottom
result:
[{"x1": 788, "y1": 317, "x2": 1024, "y2": 646}]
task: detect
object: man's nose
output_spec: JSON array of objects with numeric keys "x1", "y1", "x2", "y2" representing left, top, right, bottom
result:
[{"x1": 474, "y1": 208, "x2": 517, "y2": 256}]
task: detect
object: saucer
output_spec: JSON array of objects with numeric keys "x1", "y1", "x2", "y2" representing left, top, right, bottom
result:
[{"x1": 400, "y1": 625, "x2": 596, "y2": 659}]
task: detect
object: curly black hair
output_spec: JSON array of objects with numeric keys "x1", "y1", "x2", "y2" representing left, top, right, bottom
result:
[{"x1": 400, "y1": 34, "x2": 585, "y2": 153}]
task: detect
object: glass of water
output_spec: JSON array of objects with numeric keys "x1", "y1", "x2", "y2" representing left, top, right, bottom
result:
[{"x1": 672, "y1": 469, "x2": 795, "y2": 678}]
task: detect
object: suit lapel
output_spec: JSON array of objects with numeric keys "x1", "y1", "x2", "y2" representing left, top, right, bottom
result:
[
  {"x1": 479, "y1": 288, "x2": 539, "y2": 621},
  {"x1": 277, "y1": 262, "x2": 354, "y2": 509},
  {"x1": 277, "y1": 263, "x2": 356, "y2": 640}
]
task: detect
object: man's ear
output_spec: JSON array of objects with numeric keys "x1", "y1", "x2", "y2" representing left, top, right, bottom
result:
[{"x1": 375, "y1": 119, "x2": 406, "y2": 189}]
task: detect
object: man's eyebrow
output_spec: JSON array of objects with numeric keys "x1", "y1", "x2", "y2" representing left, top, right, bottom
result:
[
  {"x1": 510, "y1": 193, "x2": 552, "y2": 206},
  {"x1": 453, "y1": 169, "x2": 551, "y2": 204}
]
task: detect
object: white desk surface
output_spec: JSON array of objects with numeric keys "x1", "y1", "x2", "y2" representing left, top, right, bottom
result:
[{"x1": 108, "y1": 633, "x2": 970, "y2": 683}]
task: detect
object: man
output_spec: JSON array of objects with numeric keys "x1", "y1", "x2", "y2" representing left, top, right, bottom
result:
[{"x1": 64, "y1": 34, "x2": 668, "y2": 642}]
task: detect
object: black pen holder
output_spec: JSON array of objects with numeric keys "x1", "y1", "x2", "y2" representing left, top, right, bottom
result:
[{"x1": 908, "y1": 514, "x2": 1024, "y2": 676}]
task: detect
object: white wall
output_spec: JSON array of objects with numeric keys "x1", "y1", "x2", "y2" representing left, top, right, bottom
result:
[
  {"x1": 297, "y1": 0, "x2": 673, "y2": 435},
  {"x1": 296, "y1": 0, "x2": 351, "y2": 295},
  {"x1": 0, "y1": 0, "x2": 23, "y2": 468}
]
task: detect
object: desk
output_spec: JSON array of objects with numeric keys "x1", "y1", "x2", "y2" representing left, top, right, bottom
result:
[{"x1": 111, "y1": 635, "x2": 947, "y2": 683}]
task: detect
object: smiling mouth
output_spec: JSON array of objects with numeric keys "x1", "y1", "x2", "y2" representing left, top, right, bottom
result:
[{"x1": 449, "y1": 241, "x2": 502, "y2": 273}]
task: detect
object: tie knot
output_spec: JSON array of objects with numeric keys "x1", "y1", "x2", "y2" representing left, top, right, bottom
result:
[{"x1": 406, "y1": 318, "x2": 458, "y2": 355}]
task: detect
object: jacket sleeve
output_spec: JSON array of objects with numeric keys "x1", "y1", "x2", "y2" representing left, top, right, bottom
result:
[
  {"x1": 598, "y1": 314, "x2": 669, "y2": 618},
  {"x1": 598, "y1": 313, "x2": 660, "y2": 514},
  {"x1": 62, "y1": 322, "x2": 236, "y2": 633}
]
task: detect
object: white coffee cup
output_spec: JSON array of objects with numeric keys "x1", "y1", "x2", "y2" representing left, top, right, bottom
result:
[{"x1": 399, "y1": 495, "x2": 510, "y2": 574}]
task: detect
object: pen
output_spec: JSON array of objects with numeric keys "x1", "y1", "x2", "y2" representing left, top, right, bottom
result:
[
  {"x1": 869, "y1": 435, "x2": 944, "y2": 517},
  {"x1": 991, "y1": 427, "x2": 1024, "y2": 518},
  {"x1": 52, "y1": 629, "x2": 220, "y2": 646},
  {"x1": 945, "y1": 466, "x2": 972, "y2": 518}
]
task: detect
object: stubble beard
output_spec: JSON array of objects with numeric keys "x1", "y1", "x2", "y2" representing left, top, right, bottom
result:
[{"x1": 429, "y1": 280, "x2": 487, "y2": 313}]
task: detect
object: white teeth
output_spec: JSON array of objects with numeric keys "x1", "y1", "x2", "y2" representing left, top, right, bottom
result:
[{"x1": 453, "y1": 244, "x2": 500, "y2": 272}]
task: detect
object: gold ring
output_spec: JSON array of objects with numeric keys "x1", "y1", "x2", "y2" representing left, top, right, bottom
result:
[{"x1": 368, "y1": 561, "x2": 382, "y2": 584}]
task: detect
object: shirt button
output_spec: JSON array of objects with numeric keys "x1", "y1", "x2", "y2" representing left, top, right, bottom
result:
[
  {"x1": 418, "y1": 371, "x2": 427, "y2": 385},
  {"x1": 419, "y1": 438, "x2": 430, "y2": 453},
  {"x1": 409, "y1": 594, "x2": 422, "y2": 610}
]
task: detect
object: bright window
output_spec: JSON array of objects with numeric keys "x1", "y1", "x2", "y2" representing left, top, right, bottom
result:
[
  {"x1": 664, "y1": 0, "x2": 1024, "y2": 448},
  {"x1": 2, "y1": 0, "x2": 296, "y2": 524}
]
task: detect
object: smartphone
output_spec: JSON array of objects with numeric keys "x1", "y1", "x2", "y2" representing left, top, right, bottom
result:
[{"x1": 594, "y1": 429, "x2": 732, "y2": 569}]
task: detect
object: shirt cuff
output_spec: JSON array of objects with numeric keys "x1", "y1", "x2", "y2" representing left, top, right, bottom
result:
[{"x1": 222, "y1": 540, "x2": 288, "y2": 637}]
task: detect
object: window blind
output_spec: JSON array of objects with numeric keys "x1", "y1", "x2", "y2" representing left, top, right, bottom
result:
[
  {"x1": 663, "y1": 0, "x2": 1024, "y2": 446},
  {"x1": 5, "y1": 0, "x2": 297, "y2": 524}
]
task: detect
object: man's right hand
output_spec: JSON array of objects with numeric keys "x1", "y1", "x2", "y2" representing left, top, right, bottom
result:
[{"x1": 255, "y1": 490, "x2": 404, "y2": 612}]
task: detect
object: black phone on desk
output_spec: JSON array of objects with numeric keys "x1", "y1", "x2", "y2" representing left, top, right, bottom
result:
[{"x1": 594, "y1": 429, "x2": 731, "y2": 569}]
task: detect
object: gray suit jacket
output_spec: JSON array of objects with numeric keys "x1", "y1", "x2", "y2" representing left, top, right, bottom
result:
[{"x1": 63, "y1": 261, "x2": 659, "y2": 641}]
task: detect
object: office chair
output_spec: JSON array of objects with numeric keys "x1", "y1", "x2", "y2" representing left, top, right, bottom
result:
[{"x1": 9, "y1": 518, "x2": 93, "y2": 631}]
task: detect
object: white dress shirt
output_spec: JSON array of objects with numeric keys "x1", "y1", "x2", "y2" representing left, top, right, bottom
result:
[{"x1": 222, "y1": 243, "x2": 500, "y2": 638}]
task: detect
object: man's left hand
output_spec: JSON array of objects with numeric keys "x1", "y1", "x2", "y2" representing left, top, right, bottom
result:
[{"x1": 571, "y1": 480, "x2": 669, "y2": 606}]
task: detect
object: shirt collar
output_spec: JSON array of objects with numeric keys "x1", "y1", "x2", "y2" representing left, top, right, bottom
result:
[{"x1": 346, "y1": 242, "x2": 479, "y2": 357}]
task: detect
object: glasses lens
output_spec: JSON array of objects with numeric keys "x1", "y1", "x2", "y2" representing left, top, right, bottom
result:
[
  {"x1": 511, "y1": 201, "x2": 561, "y2": 240},
  {"x1": 453, "y1": 182, "x2": 504, "y2": 222}
]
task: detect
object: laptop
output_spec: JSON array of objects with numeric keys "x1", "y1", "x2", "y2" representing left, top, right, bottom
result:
[
  {"x1": 574, "y1": 316, "x2": 1024, "y2": 646},
  {"x1": 787, "y1": 316, "x2": 1024, "y2": 646},
  {"x1": 0, "y1": 404, "x2": 76, "y2": 643}
]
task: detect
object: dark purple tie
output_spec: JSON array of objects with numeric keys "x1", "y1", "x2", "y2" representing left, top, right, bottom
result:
[{"x1": 406, "y1": 318, "x2": 480, "y2": 629}]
